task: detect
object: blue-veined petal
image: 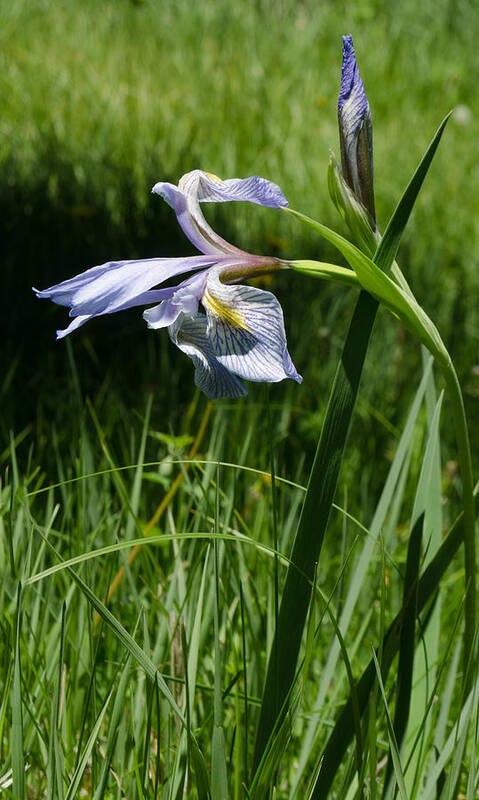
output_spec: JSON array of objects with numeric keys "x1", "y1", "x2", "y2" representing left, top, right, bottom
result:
[
  {"x1": 152, "y1": 170, "x2": 288, "y2": 256},
  {"x1": 143, "y1": 271, "x2": 207, "y2": 329},
  {"x1": 169, "y1": 313, "x2": 247, "y2": 399},
  {"x1": 202, "y1": 267, "x2": 302, "y2": 385},
  {"x1": 338, "y1": 34, "x2": 375, "y2": 217},
  {"x1": 34, "y1": 254, "x2": 218, "y2": 318},
  {"x1": 179, "y1": 170, "x2": 288, "y2": 208}
]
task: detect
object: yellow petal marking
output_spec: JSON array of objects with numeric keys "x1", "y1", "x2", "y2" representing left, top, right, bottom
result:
[
  {"x1": 203, "y1": 287, "x2": 247, "y2": 330},
  {"x1": 204, "y1": 171, "x2": 224, "y2": 184}
]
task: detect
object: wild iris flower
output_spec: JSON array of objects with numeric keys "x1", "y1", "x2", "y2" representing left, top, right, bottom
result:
[{"x1": 34, "y1": 170, "x2": 302, "y2": 399}]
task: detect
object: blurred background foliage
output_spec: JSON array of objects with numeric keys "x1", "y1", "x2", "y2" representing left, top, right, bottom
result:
[{"x1": 2, "y1": 0, "x2": 478, "y2": 469}]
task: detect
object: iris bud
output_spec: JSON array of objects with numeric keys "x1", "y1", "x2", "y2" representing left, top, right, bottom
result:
[
  {"x1": 337, "y1": 34, "x2": 375, "y2": 220},
  {"x1": 327, "y1": 152, "x2": 379, "y2": 257}
]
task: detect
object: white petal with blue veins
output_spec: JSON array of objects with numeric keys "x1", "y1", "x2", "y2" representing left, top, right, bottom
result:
[
  {"x1": 169, "y1": 313, "x2": 247, "y2": 399},
  {"x1": 202, "y1": 268, "x2": 302, "y2": 384},
  {"x1": 180, "y1": 170, "x2": 288, "y2": 208}
]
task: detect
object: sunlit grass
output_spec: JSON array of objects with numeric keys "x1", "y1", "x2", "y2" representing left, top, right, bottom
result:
[{"x1": 2, "y1": 369, "x2": 478, "y2": 796}]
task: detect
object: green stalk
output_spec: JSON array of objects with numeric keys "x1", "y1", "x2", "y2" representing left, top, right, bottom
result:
[{"x1": 286, "y1": 260, "x2": 359, "y2": 288}]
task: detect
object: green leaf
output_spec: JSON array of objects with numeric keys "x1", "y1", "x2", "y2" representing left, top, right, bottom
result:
[
  {"x1": 371, "y1": 650, "x2": 409, "y2": 800},
  {"x1": 92, "y1": 657, "x2": 132, "y2": 800},
  {"x1": 65, "y1": 690, "x2": 112, "y2": 800},
  {"x1": 286, "y1": 209, "x2": 447, "y2": 364},
  {"x1": 190, "y1": 738, "x2": 212, "y2": 800},
  {"x1": 403, "y1": 360, "x2": 444, "y2": 796},
  {"x1": 421, "y1": 677, "x2": 478, "y2": 799},
  {"x1": 374, "y1": 113, "x2": 451, "y2": 268},
  {"x1": 253, "y1": 112, "x2": 451, "y2": 771}
]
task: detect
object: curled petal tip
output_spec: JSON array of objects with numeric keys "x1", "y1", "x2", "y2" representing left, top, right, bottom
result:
[
  {"x1": 338, "y1": 34, "x2": 366, "y2": 116},
  {"x1": 151, "y1": 180, "x2": 171, "y2": 195},
  {"x1": 341, "y1": 34, "x2": 354, "y2": 62}
]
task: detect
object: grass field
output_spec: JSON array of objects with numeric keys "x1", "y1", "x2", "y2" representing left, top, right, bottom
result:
[{"x1": 2, "y1": 0, "x2": 479, "y2": 796}]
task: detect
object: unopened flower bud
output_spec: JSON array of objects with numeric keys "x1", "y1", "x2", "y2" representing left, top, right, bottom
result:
[{"x1": 338, "y1": 35, "x2": 375, "y2": 220}]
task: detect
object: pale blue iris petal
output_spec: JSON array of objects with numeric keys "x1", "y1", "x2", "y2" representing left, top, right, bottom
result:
[
  {"x1": 160, "y1": 169, "x2": 287, "y2": 208},
  {"x1": 202, "y1": 271, "x2": 302, "y2": 385},
  {"x1": 152, "y1": 170, "x2": 287, "y2": 255},
  {"x1": 151, "y1": 182, "x2": 185, "y2": 211},
  {"x1": 143, "y1": 272, "x2": 207, "y2": 330},
  {"x1": 56, "y1": 315, "x2": 92, "y2": 339},
  {"x1": 194, "y1": 171, "x2": 288, "y2": 209},
  {"x1": 34, "y1": 255, "x2": 217, "y2": 317},
  {"x1": 152, "y1": 178, "x2": 242, "y2": 255},
  {"x1": 144, "y1": 300, "x2": 181, "y2": 329},
  {"x1": 281, "y1": 347, "x2": 302, "y2": 382},
  {"x1": 55, "y1": 288, "x2": 179, "y2": 339},
  {"x1": 169, "y1": 313, "x2": 247, "y2": 399}
]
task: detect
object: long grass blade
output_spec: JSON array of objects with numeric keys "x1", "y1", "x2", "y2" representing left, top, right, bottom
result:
[
  {"x1": 11, "y1": 583, "x2": 25, "y2": 800},
  {"x1": 404, "y1": 361, "x2": 444, "y2": 795},
  {"x1": 421, "y1": 677, "x2": 478, "y2": 800},
  {"x1": 371, "y1": 650, "x2": 409, "y2": 800},
  {"x1": 383, "y1": 512, "x2": 425, "y2": 798},
  {"x1": 64, "y1": 690, "x2": 112, "y2": 800},
  {"x1": 211, "y1": 469, "x2": 228, "y2": 800},
  {"x1": 92, "y1": 656, "x2": 131, "y2": 800}
]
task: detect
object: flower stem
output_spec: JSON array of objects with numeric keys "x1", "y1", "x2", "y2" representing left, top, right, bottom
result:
[
  {"x1": 441, "y1": 358, "x2": 477, "y2": 685},
  {"x1": 288, "y1": 260, "x2": 360, "y2": 288}
]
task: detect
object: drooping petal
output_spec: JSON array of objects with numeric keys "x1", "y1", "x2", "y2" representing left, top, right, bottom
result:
[
  {"x1": 202, "y1": 267, "x2": 302, "y2": 385},
  {"x1": 169, "y1": 313, "x2": 247, "y2": 399},
  {"x1": 152, "y1": 170, "x2": 288, "y2": 256},
  {"x1": 143, "y1": 271, "x2": 207, "y2": 330},
  {"x1": 55, "y1": 288, "x2": 181, "y2": 339},
  {"x1": 338, "y1": 34, "x2": 375, "y2": 218},
  {"x1": 34, "y1": 254, "x2": 218, "y2": 319},
  {"x1": 56, "y1": 315, "x2": 91, "y2": 339}
]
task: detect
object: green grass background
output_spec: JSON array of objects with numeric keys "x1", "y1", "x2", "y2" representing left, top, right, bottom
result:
[{"x1": 1, "y1": 0, "x2": 479, "y2": 796}]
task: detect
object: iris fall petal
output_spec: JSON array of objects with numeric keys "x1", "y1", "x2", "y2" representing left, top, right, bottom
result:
[
  {"x1": 202, "y1": 267, "x2": 302, "y2": 385},
  {"x1": 170, "y1": 313, "x2": 248, "y2": 399}
]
